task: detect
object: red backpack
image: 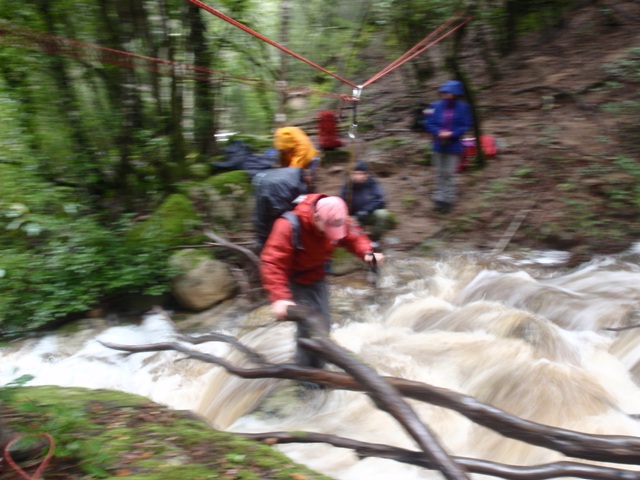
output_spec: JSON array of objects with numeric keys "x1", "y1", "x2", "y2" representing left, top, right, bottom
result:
[
  {"x1": 318, "y1": 110, "x2": 343, "y2": 150},
  {"x1": 459, "y1": 135, "x2": 498, "y2": 172}
]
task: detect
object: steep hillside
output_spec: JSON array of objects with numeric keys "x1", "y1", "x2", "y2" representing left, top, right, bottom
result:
[{"x1": 313, "y1": 0, "x2": 640, "y2": 266}]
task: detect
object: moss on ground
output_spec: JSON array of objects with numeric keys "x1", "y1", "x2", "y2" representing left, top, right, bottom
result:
[{"x1": 0, "y1": 386, "x2": 331, "y2": 480}]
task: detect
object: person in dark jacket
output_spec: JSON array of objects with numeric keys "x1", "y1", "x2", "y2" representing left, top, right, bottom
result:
[
  {"x1": 252, "y1": 166, "x2": 314, "y2": 251},
  {"x1": 260, "y1": 194, "x2": 383, "y2": 370},
  {"x1": 425, "y1": 80, "x2": 474, "y2": 213},
  {"x1": 339, "y1": 161, "x2": 391, "y2": 241}
]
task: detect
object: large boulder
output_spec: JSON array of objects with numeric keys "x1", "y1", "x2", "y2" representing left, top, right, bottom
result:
[{"x1": 170, "y1": 250, "x2": 238, "y2": 311}]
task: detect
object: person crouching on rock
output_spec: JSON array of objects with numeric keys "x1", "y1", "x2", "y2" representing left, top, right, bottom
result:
[{"x1": 340, "y1": 160, "x2": 392, "y2": 242}]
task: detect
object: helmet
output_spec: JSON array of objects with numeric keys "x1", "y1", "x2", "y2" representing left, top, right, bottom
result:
[{"x1": 438, "y1": 80, "x2": 464, "y2": 96}]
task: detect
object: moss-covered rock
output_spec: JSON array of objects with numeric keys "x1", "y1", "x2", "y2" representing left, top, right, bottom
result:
[
  {"x1": 169, "y1": 250, "x2": 238, "y2": 311},
  {"x1": 0, "y1": 385, "x2": 331, "y2": 480},
  {"x1": 201, "y1": 171, "x2": 253, "y2": 230},
  {"x1": 126, "y1": 194, "x2": 202, "y2": 249}
]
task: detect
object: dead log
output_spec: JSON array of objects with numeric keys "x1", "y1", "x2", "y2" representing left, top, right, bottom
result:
[
  {"x1": 201, "y1": 230, "x2": 265, "y2": 303},
  {"x1": 242, "y1": 431, "x2": 640, "y2": 480},
  {"x1": 288, "y1": 305, "x2": 470, "y2": 480},
  {"x1": 203, "y1": 230, "x2": 261, "y2": 270},
  {"x1": 100, "y1": 308, "x2": 640, "y2": 470},
  {"x1": 178, "y1": 333, "x2": 271, "y2": 365}
]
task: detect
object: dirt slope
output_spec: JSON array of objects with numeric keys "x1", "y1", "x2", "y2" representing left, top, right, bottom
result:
[{"x1": 313, "y1": 0, "x2": 640, "y2": 265}]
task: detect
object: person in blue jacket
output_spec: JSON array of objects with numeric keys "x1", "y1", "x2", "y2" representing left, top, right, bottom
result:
[
  {"x1": 425, "y1": 80, "x2": 474, "y2": 213},
  {"x1": 340, "y1": 160, "x2": 391, "y2": 241}
]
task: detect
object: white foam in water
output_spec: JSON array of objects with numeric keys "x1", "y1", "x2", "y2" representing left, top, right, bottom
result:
[{"x1": 0, "y1": 314, "x2": 225, "y2": 410}]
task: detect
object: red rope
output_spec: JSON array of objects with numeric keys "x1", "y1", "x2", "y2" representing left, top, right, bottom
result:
[
  {"x1": 4, "y1": 433, "x2": 55, "y2": 480},
  {"x1": 3, "y1": 6, "x2": 470, "y2": 105},
  {"x1": 361, "y1": 15, "x2": 468, "y2": 87},
  {"x1": 0, "y1": 23, "x2": 360, "y2": 101},
  {"x1": 187, "y1": 0, "x2": 359, "y2": 89},
  {"x1": 187, "y1": 0, "x2": 471, "y2": 98},
  {"x1": 0, "y1": 23, "x2": 237, "y2": 84}
]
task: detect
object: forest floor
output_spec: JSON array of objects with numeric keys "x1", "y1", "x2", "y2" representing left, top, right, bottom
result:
[{"x1": 309, "y1": 0, "x2": 640, "y2": 267}]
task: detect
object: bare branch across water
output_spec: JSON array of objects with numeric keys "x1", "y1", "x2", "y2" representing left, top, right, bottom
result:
[{"x1": 101, "y1": 306, "x2": 640, "y2": 479}]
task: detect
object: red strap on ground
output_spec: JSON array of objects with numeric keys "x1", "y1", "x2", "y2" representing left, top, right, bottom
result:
[
  {"x1": 0, "y1": 22, "x2": 243, "y2": 84},
  {"x1": 0, "y1": 22, "x2": 358, "y2": 101},
  {"x1": 187, "y1": 0, "x2": 359, "y2": 89},
  {"x1": 4, "y1": 433, "x2": 55, "y2": 480}
]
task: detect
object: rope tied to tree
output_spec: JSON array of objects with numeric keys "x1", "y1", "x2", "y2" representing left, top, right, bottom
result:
[{"x1": 186, "y1": 0, "x2": 471, "y2": 98}]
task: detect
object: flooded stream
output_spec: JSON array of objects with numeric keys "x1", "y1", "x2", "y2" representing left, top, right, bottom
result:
[{"x1": 2, "y1": 246, "x2": 640, "y2": 479}]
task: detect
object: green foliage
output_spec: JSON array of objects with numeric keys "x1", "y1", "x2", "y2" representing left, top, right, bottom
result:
[
  {"x1": 0, "y1": 211, "x2": 178, "y2": 332},
  {"x1": 0, "y1": 141, "x2": 202, "y2": 332}
]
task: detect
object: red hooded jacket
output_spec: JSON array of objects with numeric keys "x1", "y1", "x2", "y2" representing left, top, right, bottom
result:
[{"x1": 260, "y1": 193, "x2": 374, "y2": 303}]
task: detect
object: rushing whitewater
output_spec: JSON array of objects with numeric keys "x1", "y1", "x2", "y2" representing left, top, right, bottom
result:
[{"x1": 2, "y1": 248, "x2": 640, "y2": 479}]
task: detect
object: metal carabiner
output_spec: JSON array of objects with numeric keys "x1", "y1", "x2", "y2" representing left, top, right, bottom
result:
[{"x1": 348, "y1": 85, "x2": 363, "y2": 139}]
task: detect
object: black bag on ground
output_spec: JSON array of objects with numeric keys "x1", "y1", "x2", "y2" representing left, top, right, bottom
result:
[
  {"x1": 252, "y1": 167, "x2": 309, "y2": 250},
  {"x1": 213, "y1": 139, "x2": 276, "y2": 177}
]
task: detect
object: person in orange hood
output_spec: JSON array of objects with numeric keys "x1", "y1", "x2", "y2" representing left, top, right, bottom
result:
[
  {"x1": 274, "y1": 126, "x2": 320, "y2": 169},
  {"x1": 260, "y1": 194, "x2": 383, "y2": 369}
]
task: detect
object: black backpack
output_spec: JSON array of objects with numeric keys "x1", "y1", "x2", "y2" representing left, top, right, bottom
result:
[
  {"x1": 252, "y1": 167, "x2": 309, "y2": 251},
  {"x1": 213, "y1": 139, "x2": 277, "y2": 178}
]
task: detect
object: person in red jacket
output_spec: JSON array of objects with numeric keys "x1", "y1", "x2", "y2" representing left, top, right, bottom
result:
[{"x1": 260, "y1": 194, "x2": 383, "y2": 369}]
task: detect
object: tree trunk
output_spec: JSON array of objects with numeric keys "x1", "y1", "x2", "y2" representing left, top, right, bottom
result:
[
  {"x1": 448, "y1": 7, "x2": 486, "y2": 168},
  {"x1": 35, "y1": 1, "x2": 93, "y2": 177},
  {"x1": 188, "y1": 2, "x2": 217, "y2": 157}
]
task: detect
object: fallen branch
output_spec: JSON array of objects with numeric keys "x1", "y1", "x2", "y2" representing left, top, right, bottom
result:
[
  {"x1": 242, "y1": 431, "x2": 640, "y2": 480},
  {"x1": 203, "y1": 230, "x2": 261, "y2": 271},
  {"x1": 288, "y1": 305, "x2": 469, "y2": 480},
  {"x1": 178, "y1": 332, "x2": 272, "y2": 365},
  {"x1": 101, "y1": 314, "x2": 640, "y2": 468},
  {"x1": 603, "y1": 323, "x2": 640, "y2": 332}
]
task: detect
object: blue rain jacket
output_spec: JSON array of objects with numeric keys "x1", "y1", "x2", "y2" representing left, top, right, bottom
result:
[{"x1": 425, "y1": 99, "x2": 473, "y2": 153}]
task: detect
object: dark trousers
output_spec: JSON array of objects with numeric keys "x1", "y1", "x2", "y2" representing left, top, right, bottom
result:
[{"x1": 290, "y1": 279, "x2": 331, "y2": 368}]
